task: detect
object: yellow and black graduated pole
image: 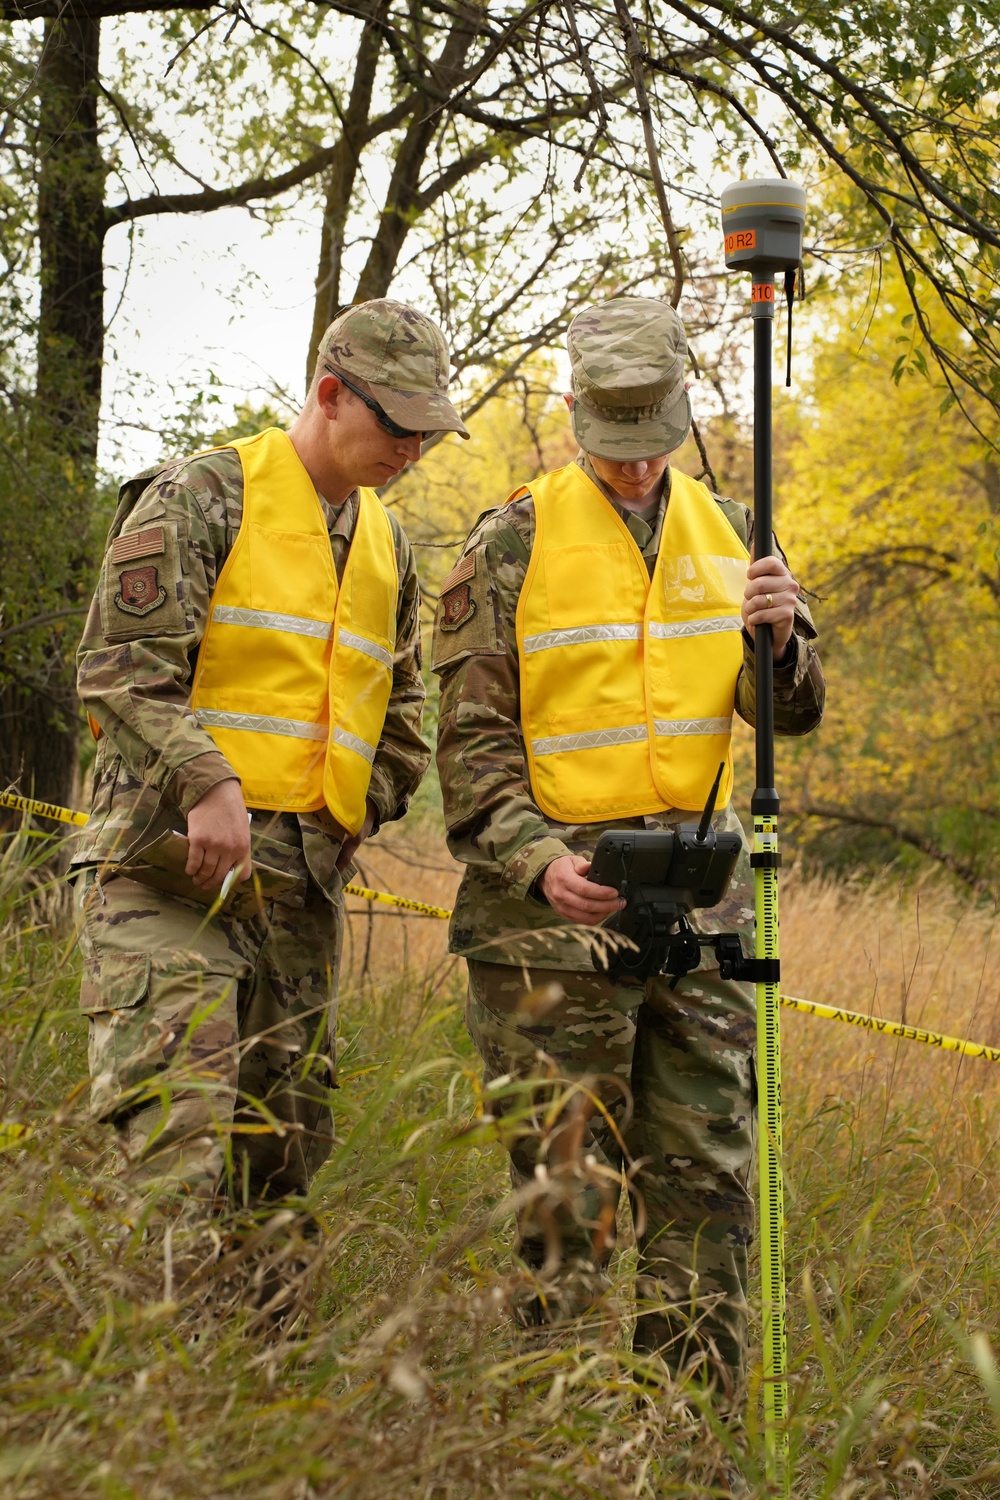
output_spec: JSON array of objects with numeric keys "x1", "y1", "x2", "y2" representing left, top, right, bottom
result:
[{"x1": 720, "y1": 176, "x2": 806, "y2": 1492}]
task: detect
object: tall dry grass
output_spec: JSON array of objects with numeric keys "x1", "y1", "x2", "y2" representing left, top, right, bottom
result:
[{"x1": 2, "y1": 822, "x2": 1000, "y2": 1497}]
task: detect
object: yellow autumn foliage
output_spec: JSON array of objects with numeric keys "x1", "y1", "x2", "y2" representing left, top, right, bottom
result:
[
  {"x1": 775, "y1": 267, "x2": 1000, "y2": 887},
  {"x1": 387, "y1": 374, "x2": 578, "y2": 607}
]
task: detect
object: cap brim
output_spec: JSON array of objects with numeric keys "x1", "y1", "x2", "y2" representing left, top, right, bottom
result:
[
  {"x1": 571, "y1": 387, "x2": 691, "y2": 461},
  {"x1": 369, "y1": 380, "x2": 470, "y2": 440}
]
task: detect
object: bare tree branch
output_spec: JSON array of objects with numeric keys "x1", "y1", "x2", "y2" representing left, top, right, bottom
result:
[
  {"x1": 0, "y1": 607, "x2": 89, "y2": 642},
  {"x1": 693, "y1": 0, "x2": 1000, "y2": 249},
  {"x1": 790, "y1": 800, "x2": 998, "y2": 900},
  {"x1": 611, "y1": 0, "x2": 684, "y2": 307},
  {"x1": 647, "y1": 57, "x2": 787, "y2": 178},
  {"x1": 105, "y1": 102, "x2": 412, "y2": 232}
]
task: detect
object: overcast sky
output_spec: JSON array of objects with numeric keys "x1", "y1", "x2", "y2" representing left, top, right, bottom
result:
[{"x1": 101, "y1": 202, "x2": 319, "y2": 473}]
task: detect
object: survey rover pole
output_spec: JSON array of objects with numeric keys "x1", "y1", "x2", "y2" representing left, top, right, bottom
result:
[
  {"x1": 753, "y1": 294, "x2": 776, "y2": 799},
  {"x1": 720, "y1": 177, "x2": 806, "y2": 1495},
  {"x1": 751, "y1": 273, "x2": 787, "y2": 1494}
]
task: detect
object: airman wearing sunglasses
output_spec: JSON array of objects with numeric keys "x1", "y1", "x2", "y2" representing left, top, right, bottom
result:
[{"x1": 72, "y1": 301, "x2": 467, "y2": 1259}]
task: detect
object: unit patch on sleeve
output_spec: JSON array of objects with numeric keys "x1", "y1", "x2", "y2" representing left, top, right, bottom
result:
[
  {"x1": 114, "y1": 565, "x2": 167, "y2": 616},
  {"x1": 431, "y1": 548, "x2": 502, "y2": 671},
  {"x1": 438, "y1": 554, "x2": 477, "y2": 632},
  {"x1": 99, "y1": 518, "x2": 186, "y2": 641}
]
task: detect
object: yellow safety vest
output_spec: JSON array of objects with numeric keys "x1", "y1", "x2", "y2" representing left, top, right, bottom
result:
[
  {"x1": 515, "y1": 463, "x2": 749, "y2": 820},
  {"x1": 190, "y1": 427, "x2": 398, "y2": 833}
]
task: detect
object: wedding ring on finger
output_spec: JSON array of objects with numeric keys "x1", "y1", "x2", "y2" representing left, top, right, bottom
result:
[{"x1": 765, "y1": 592, "x2": 773, "y2": 609}]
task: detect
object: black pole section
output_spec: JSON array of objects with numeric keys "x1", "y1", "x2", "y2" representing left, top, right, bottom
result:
[{"x1": 751, "y1": 277, "x2": 778, "y2": 818}]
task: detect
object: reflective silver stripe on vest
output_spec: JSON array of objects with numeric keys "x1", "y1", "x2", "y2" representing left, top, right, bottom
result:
[
  {"x1": 648, "y1": 617, "x2": 742, "y2": 640},
  {"x1": 522, "y1": 623, "x2": 642, "y2": 654},
  {"x1": 523, "y1": 619, "x2": 741, "y2": 654},
  {"x1": 531, "y1": 723, "x2": 648, "y2": 757},
  {"x1": 339, "y1": 629, "x2": 394, "y2": 670},
  {"x1": 211, "y1": 605, "x2": 333, "y2": 640},
  {"x1": 195, "y1": 708, "x2": 327, "y2": 741},
  {"x1": 654, "y1": 716, "x2": 733, "y2": 736},
  {"x1": 333, "y1": 726, "x2": 377, "y2": 764},
  {"x1": 531, "y1": 717, "x2": 733, "y2": 757}
]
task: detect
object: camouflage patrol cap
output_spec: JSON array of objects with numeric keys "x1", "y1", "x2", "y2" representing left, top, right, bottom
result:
[
  {"x1": 320, "y1": 299, "x2": 469, "y2": 438},
  {"x1": 568, "y1": 297, "x2": 692, "y2": 459}
]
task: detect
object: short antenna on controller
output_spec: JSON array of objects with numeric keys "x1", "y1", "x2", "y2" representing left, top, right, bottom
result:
[{"x1": 695, "y1": 762, "x2": 725, "y2": 844}]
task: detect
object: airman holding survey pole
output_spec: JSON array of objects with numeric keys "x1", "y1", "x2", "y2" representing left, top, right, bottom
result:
[{"x1": 433, "y1": 297, "x2": 824, "y2": 1395}]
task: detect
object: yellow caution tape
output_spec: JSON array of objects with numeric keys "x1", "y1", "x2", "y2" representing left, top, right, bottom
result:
[
  {"x1": 343, "y1": 883, "x2": 455, "y2": 920},
  {"x1": 779, "y1": 993, "x2": 1000, "y2": 1064},
  {"x1": 340, "y1": 889, "x2": 1000, "y2": 1066},
  {"x1": 0, "y1": 791, "x2": 89, "y2": 827},
  {"x1": 7, "y1": 791, "x2": 1000, "y2": 1065}
]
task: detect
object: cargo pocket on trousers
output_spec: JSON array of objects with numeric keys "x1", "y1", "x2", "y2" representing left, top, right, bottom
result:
[
  {"x1": 78, "y1": 951, "x2": 151, "y2": 1015},
  {"x1": 79, "y1": 947, "x2": 154, "y2": 1122},
  {"x1": 75, "y1": 872, "x2": 152, "y2": 1015}
]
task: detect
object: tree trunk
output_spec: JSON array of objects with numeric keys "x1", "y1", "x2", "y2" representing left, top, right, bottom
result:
[
  {"x1": 353, "y1": 3, "x2": 484, "y2": 305},
  {"x1": 35, "y1": 6, "x2": 106, "y2": 461},
  {"x1": 308, "y1": 0, "x2": 485, "y2": 355},
  {"x1": 0, "y1": 5, "x2": 106, "y2": 812},
  {"x1": 306, "y1": 0, "x2": 391, "y2": 381}
]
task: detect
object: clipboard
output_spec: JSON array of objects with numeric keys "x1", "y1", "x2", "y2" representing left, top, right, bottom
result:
[{"x1": 111, "y1": 830, "x2": 300, "y2": 917}]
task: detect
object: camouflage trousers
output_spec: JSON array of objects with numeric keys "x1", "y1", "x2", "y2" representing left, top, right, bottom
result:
[
  {"x1": 75, "y1": 870, "x2": 342, "y2": 1207},
  {"x1": 467, "y1": 958, "x2": 756, "y2": 1391}
]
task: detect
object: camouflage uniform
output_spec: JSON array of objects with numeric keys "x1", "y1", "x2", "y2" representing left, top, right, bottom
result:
[
  {"x1": 432, "y1": 299, "x2": 825, "y2": 1389},
  {"x1": 74, "y1": 449, "x2": 427, "y2": 1204},
  {"x1": 75, "y1": 868, "x2": 341, "y2": 1204},
  {"x1": 72, "y1": 300, "x2": 459, "y2": 1208}
]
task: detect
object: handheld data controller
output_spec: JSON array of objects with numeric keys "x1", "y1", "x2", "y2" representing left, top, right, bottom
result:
[{"x1": 587, "y1": 764, "x2": 762, "y2": 984}]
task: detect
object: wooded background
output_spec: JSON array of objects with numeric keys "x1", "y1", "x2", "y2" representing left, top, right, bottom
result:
[{"x1": 1, "y1": 0, "x2": 998, "y2": 890}]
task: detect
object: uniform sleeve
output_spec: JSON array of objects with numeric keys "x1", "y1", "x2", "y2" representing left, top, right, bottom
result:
[
  {"x1": 432, "y1": 508, "x2": 572, "y2": 898},
  {"x1": 364, "y1": 520, "x2": 431, "y2": 826},
  {"x1": 736, "y1": 516, "x2": 826, "y2": 735},
  {"x1": 76, "y1": 459, "x2": 239, "y2": 816}
]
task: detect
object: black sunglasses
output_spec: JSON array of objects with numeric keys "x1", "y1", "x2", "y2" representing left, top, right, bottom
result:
[{"x1": 323, "y1": 364, "x2": 422, "y2": 440}]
